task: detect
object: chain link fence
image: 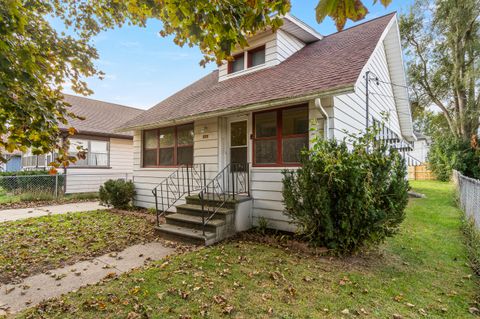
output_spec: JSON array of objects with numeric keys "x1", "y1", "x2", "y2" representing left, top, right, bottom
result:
[
  {"x1": 453, "y1": 170, "x2": 480, "y2": 228},
  {"x1": 0, "y1": 172, "x2": 132, "y2": 201},
  {"x1": 0, "y1": 174, "x2": 65, "y2": 200}
]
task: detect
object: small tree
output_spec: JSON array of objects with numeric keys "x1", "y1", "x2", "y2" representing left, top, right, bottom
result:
[
  {"x1": 282, "y1": 126, "x2": 409, "y2": 253},
  {"x1": 99, "y1": 179, "x2": 136, "y2": 209},
  {"x1": 428, "y1": 134, "x2": 480, "y2": 181}
]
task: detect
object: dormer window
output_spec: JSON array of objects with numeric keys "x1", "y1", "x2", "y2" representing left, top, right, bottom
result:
[
  {"x1": 248, "y1": 45, "x2": 266, "y2": 67},
  {"x1": 227, "y1": 45, "x2": 266, "y2": 74},
  {"x1": 228, "y1": 53, "x2": 245, "y2": 74}
]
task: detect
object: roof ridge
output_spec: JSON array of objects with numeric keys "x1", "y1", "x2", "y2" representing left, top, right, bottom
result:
[
  {"x1": 62, "y1": 93, "x2": 143, "y2": 112},
  {"x1": 324, "y1": 11, "x2": 396, "y2": 38}
]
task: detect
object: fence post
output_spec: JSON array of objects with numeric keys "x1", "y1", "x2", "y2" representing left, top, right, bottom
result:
[{"x1": 55, "y1": 174, "x2": 59, "y2": 198}]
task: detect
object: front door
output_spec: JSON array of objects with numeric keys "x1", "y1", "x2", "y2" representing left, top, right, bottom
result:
[{"x1": 228, "y1": 118, "x2": 248, "y2": 171}]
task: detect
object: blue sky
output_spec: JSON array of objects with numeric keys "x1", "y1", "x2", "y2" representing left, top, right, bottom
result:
[{"x1": 65, "y1": 0, "x2": 414, "y2": 110}]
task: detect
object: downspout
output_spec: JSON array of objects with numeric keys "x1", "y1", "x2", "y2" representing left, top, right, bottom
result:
[{"x1": 315, "y1": 98, "x2": 330, "y2": 139}]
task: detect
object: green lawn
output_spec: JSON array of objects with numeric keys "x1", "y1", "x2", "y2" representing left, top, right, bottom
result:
[
  {"x1": 0, "y1": 187, "x2": 99, "y2": 207},
  {"x1": 17, "y1": 181, "x2": 480, "y2": 318},
  {"x1": 0, "y1": 211, "x2": 155, "y2": 284},
  {"x1": 0, "y1": 188, "x2": 20, "y2": 204}
]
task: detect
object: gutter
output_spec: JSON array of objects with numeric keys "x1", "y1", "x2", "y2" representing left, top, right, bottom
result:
[{"x1": 315, "y1": 98, "x2": 330, "y2": 139}]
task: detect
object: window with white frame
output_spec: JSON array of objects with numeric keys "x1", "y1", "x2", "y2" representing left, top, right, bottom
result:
[{"x1": 69, "y1": 138, "x2": 109, "y2": 167}]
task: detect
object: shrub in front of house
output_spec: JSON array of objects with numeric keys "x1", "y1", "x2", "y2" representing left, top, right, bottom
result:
[
  {"x1": 99, "y1": 179, "x2": 136, "y2": 209},
  {"x1": 282, "y1": 126, "x2": 409, "y2": 254}
]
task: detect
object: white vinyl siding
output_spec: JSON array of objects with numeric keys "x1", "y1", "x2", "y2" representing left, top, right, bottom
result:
[
  {"x1": 251, "y1": 168, "x2": 295, "y2": 232},
  {"x1": 332, "y1": 42, "x2": 402, "y2": 142},
  {"x1": 65, "y1": 138, "x2": 134, "y2": 193},
  {"x1": 276, "y1": 29, "x2": 305, "y2": 62}
]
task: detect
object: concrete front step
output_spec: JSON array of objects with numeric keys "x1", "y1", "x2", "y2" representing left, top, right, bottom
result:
[
  {"x1": 155, "y1": 224, "x2": 216, "y2": 245},
  {"x1": 175, "y1": 203, "x2": 234, "y2": 218},
  {"x1": 165, "y1": 213, "x2": 225, "y2": 232},
  {"x1": 185, "y1": 194, "x2": 239, "y2": 209}
]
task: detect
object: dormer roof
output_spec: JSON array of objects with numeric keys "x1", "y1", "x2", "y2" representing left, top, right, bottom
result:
[{"x1": 280, "y1": 14, "x2": 323, "y2": 43}]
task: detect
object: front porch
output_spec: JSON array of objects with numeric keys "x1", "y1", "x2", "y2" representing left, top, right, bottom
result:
[{"x1": 152, "y1": 163, "x2": 252, "y2": 245}]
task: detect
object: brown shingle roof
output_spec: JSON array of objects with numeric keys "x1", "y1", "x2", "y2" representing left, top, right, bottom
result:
[
  {"x1": 120, "y1": 13, "x2": 395, "y2": 130},
  {"x1": 61, "y1": 94, "x2": 143, "y2": 138}
]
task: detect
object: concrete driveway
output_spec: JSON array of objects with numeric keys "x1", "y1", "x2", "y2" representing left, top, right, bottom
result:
[{"x1": 0, "y1": 201, "x2": 105, "y2": 222}]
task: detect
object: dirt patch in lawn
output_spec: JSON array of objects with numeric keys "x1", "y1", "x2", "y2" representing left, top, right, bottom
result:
[{"x1": 0, "y1": 210, "x2": 159, "y2": 284}]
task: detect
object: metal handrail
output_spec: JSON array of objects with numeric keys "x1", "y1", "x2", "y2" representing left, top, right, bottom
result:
[
  {"x1": 198, "y1": 162, "x2": 250, "y2": 236},
  {"x1": 152, "y1": 163, "x2": 206, "y2": 226}
]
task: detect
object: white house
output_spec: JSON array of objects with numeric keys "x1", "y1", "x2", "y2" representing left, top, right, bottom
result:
[
  {"x1": 22, "y1": 95, "x2": 143, "y2": 193},
  {"x1": 117, "y1": 13, "x2": 415, "y2": 244},
  {"x1": 408, "y1": 131, "x2": 431, "y2": 164}
]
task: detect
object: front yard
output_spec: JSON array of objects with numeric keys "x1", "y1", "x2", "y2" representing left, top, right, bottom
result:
[
  {"x1": 0, "y1": 211, "x2": 156, "y2": 284},
  {"x1": 0, "y1": 186, "x2": 99, "y2": 209},
  {"x1": 13, "y1": 181, "x2": 479, "y2": 318}
]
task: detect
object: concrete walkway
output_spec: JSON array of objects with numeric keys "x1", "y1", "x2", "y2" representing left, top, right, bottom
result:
[
  {"x1": 0, "y1": 201, "x2": 105, "y2": 222},
  {"x1": 0, "y1": 242, "x2": 174, "y2": 315}
]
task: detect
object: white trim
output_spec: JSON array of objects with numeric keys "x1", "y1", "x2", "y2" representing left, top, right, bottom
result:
[
  {"x1": 225, "y1": 115, "x2": 249, "y2": 168},
  {"x1": 282, "y1": 14, "x2": 323, "y2": 42}
]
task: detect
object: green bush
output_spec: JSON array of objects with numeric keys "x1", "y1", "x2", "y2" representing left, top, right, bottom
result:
[
  {"x1": 99, "y1": 179, "x2": 135, "y2": 209},
  {"x1": 282, "y1": 126, "x2": 409, "y2": 254},
  {"x1": 428, "y1": 134, "x2": 480, "y2": 181}
]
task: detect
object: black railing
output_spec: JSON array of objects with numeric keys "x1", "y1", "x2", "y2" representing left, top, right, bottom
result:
[
  {"x1": 198, "y1": 162, "x2": 250, "y2": 236},
  {"x1": 152, "y1": 164, "x2": 206, "y2": 226}
]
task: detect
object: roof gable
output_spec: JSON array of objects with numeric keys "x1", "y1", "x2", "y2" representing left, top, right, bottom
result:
[{"x1": 120, "y1": 13, "x2": 396, "y2": 131}]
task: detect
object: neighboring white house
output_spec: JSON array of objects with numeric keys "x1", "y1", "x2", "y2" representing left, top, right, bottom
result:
[
  {"x1": 22, "y1": 95, "x2": 143, "y2": 193},
  {"x1": 408, "y1": 131, "x2": 431, "y2": 164},
  {"x1": 117, "y1": 13, "x2": 415, "y2": 243}
]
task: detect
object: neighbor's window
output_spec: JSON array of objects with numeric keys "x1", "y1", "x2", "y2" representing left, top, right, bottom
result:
[
  {"x1": 69, "y1": 138, "x2": 109, "y2": 167},
  {"x1": 248, "y1": 45, "x2": 266, "y2": 68},
  {"x1": 253, "y1": 105, "x2": 309, "y2": 166},
  {"x1": 143, "y1": 123, "x2": 194, "y2": 167}
]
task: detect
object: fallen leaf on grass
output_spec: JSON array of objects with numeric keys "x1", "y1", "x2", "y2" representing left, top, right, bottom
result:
[
  {"x1": 223, "y1": 305, "x2": 234, "y2": 314},
  {"x1": 213, "y1": 295, "x2": 227, "y2": 304}
]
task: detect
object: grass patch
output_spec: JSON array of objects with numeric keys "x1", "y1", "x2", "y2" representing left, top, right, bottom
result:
[
  {"x1": 17, "y1": 181, "x2": 480, "y2": 318},
  {"x1": 0, "y1": 211, "x2": 155, "y2": 284},
  {"x1": 0, "y1": 190, "x2": 99, "y2": 208},
  {"x1": 0, "y1": 187, "x2": 20, "y2": 204}
]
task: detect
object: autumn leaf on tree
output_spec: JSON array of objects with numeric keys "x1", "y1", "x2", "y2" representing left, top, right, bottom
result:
[{"x1": 316, "y1": 0, "x2": 392, "y2": 30}]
